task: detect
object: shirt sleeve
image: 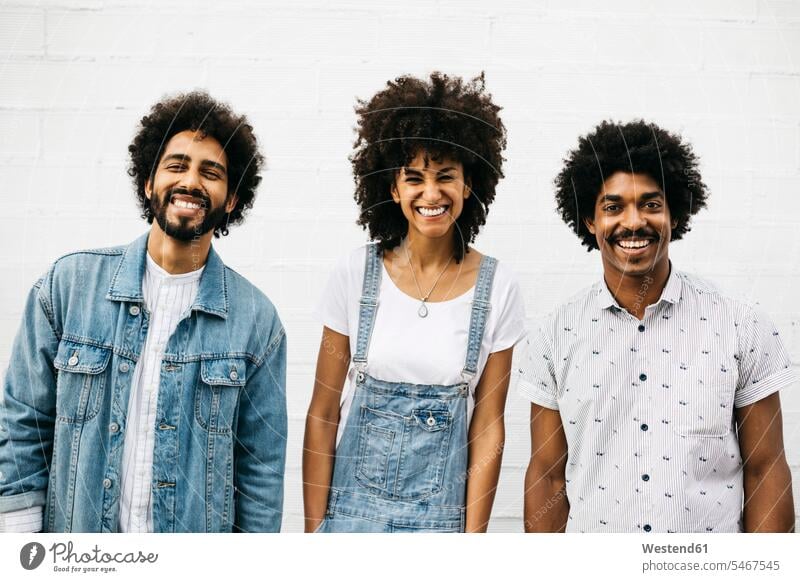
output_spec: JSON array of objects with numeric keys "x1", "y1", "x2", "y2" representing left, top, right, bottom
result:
[
  {"x1": 311, "y1": 252, "x2": 352, "y2": 336},
  {"x1": 733, "y1": 304, "x2": 797, "y2": 408},
  {"x1": 515, "y1": 315, "x2": 560, "y2": 410},
  {"x1": 490, "y1": 268, "x2": 527, "y2": 353},
  {"x1": 0, "y1": 506, "x2": 42, "y2": 533}
]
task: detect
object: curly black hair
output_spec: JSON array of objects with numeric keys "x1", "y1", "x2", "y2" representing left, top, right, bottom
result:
[
  {"x1": 555, "y1": 119, "x2": 708, "y2": 251},
  {"x1": 128, "y1": 90, "x2": 264, "y2": 237},
  {"x1": 351, "y1": 72, "x2": 506, "y2": 262}
]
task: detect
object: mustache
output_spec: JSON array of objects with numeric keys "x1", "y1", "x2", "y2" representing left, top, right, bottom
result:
[
  {"x1": 607, "y1": 228, "x2": 660, "y2": 243},
  {"x1": 166, "y1": 187, "x2": 210, "y2": 208}
]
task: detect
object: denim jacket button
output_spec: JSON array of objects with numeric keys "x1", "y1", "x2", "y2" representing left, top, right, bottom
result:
[
  {"x1": 119, "y1": 362, "x2": 130, "y2": 373},
  {"x1": 102, "y1": 478, "x2": 112, "y2": 489},
  {"x1": 426, "y1": 416, "x2": 436, "y2": 427},
  {"x1": 67, "y1": 355, "x2": 79, "y2": 366},
  {"x1": 357, "y1": 372, "x2": 365, "y2": 383},
  {"x1": 109, "y1": 422, "x2": 119, "y2": 433},
  {"x1": 129, "y1": 305, "x2": 140, "y2": 316},
  {"x1": 229, "y1": 370, "x2": 239, "y2": 381}
]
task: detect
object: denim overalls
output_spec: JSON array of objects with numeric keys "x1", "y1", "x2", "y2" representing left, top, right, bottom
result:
[{"x1": 318, "y1": 243, "x2": 497, "y2": 532}]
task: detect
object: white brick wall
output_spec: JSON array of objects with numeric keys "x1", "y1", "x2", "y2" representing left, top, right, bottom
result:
[{"x1": 1, "y1": 0, "x2": 798, "y2": 532}]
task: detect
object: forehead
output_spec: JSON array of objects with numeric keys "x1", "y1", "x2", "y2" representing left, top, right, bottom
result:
[
  {"x1": 405, "y1": 150, "x2": 463, "y2": 171},
  {"x1": 600, "y1": 171, "x2": 662, "y2": 196},
  {"x1": 161, "y1": 130, "x2": 227, "y2": 166}
]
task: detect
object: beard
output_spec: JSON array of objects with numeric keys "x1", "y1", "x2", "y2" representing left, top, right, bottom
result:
[{"x1": 149, "y1": 187, "x2": 229, "y2": 242}]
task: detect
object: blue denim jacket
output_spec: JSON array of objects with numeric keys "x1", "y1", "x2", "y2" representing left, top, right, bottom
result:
[{"x1": 0, "y1": 233, "x2": 287, "y2": 532}]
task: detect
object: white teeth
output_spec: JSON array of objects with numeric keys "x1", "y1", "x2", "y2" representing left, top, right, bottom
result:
[
  {"x1": 618, "y1": 239, "x2": 651, "y2": 249},
  {"x1": 417, "y1": 206, "x2": 446, "y2": 217},
  {"x1": 173, "y1": 199, "x2": 201, "y2": 210}
]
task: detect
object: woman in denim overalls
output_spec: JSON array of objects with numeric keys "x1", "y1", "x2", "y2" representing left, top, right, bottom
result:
[{"x1": 303, "y1": 72, "x2": 525, "y2": 532}]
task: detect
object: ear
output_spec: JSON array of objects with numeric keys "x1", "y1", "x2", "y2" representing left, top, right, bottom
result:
[
  {"x1": 463, "y1": 177, "x2": 472, "y2": 199},
  {"x1": 390, "y1": 182, "x2": 400, "y2": 204},
  {"x1": 225, "y1": 192, "x2": 239, "y2": 214},
  {"x1": 144, "y1": 179, "x2": 153, "y2": 200},
  {"x1": 583, "y1": 216, "x2": 596, "y2": 235},
  {"x1": 671, "y1": 217, "x2": 679, "y2": 230}
]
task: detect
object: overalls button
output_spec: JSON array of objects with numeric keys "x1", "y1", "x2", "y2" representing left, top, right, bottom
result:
[
  {"x1": 129, "y1": 305, "x2": 140, "y2": 316},
  {"x1": 357, "y1": 372, "x2": 365, "y2": 383},
  {"x1": 67, "y1": 355, "x2": 79, "y2": 366}
]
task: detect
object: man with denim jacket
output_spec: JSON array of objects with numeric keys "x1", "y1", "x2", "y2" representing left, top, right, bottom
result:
[{"x1": 0, "y1": 91, "x2": 287, "y2": 533}]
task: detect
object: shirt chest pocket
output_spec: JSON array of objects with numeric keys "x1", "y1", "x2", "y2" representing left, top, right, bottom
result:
[
  {"x1": 195, "y1": 357, "x2": 246, "y2": 434},
  {"x1": 53, "y1": 339, "x2": 112, "y2": 424},
  {"x1": 671, "y1": 359, "x2": 736, "y2": 438}
]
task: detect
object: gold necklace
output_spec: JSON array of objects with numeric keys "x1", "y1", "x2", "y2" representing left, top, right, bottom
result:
[{"x1": 403, "y1": 242, "x2": 453, "y2": 318}]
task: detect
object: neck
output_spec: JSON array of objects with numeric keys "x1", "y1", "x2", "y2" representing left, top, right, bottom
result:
[
  {"x1": 602, "y1": 257, "x2": 671, "y2": 320},
  {"x1": 147, "y1": 223, "x2": 212, "y2": 274},
  {"x1": 402, "y1": 230, "x2": 456, "y2": 272}
]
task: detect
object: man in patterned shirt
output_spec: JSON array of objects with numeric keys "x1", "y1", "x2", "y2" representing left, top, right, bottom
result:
[{"x1": 518, "y1": 120, "x2": 795, "y2": 533}]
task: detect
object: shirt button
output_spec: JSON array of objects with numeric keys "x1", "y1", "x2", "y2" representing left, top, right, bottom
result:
[
  {"x1": 129, "y1": 305, "x2": 140, "y2": 316},
  {"x1": 102, "y1": 478, "x2": 112, "y2": 489},
  {"x1": 639, "y1": 373, "x2": 647, "y2": 382},
  {"x1": 109, "y1": 422, "x2": 119, "y2": 433},
  {"x1": 67, "y1": 355, "x2": 79, "y2": 366},
  {"x1": 119, "y1": 362, "x2": 130, "y2": 373},
  {"x1": 229, "y1": 370, "x2": 239, "y2": 381},
  {"x1": 640, "y1": 423, "x2": 649, "y2": 431},
  {"x1": 638, "y1": 324, "x2": 645, "y2": 332},
  {"x1": 642, "y1": 474, "x2": 650, "y2": 482},
  {"x1": 643, "y1": 524, "x2": 652, "y2": 532}
]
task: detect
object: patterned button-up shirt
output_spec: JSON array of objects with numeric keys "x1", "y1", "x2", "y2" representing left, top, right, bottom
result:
[{"x1": 517, "y1": 266, "x2": 795, "y2": 533}]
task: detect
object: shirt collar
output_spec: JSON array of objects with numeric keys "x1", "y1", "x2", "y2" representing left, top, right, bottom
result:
[
  {"x1": 106, "y1": 232, "x2": 228, "y2": 318},
  {"x1": 596, "y1": 262, "x2": 681, "y2": 312}
]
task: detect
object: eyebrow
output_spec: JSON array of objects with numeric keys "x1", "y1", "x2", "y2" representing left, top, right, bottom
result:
[
  {"x1": 161, "y1": 154, "x2": 227, "y2": 175},
  {"x1": 599, "y1": 191, "x2": 663, "y2": 203},
  {"x1": 403, "y1": 166, "x2": 456, "y2": 176}
]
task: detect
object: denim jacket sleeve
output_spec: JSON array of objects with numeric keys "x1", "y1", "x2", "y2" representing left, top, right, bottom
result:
[
  {"x1": 233, "y1": 328, "x2": 287, "y2": 533},
  {"x1": 0, "y1": 274, "x2": 58, "y2": 516}
]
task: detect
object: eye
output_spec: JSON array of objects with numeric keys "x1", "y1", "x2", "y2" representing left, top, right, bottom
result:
[
  {"x1": 644, "y1": 201, "x2": 662, "y2": 209},
  {"x1": 404, "y1": 176, "x2": 422, "y2": 183},
  {"x1": 166, "y1": 163, "x2": 186, "y2": 171},
  {"x1": 438, "y1": 174, "x2": 454, "y2": 182},
  {"x1": 202, "y1": 170, "x2": 221, "y2": 180},
  {"x1": 603, "y1": 204, "x2": 620, "y2": 212}
]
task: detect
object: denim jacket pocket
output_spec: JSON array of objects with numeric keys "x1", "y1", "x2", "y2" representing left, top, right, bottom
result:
[
  {"x1": 53, "y1": 338, "x2": 111, "y2": 423},
  {"x1": 195, "y1": 357, "x2": 246, "y2": 434}
]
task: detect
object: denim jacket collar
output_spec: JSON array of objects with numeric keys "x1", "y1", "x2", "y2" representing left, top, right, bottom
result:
[{"x1": 105, "y1": 232, "x2": 229, "y2": 319}]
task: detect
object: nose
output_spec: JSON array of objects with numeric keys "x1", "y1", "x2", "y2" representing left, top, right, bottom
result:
[
  {"x1": 178, "y1": 166, "x2": 202, "y2": 192},
  {"x1": 420, "y1": 178, "x2": 442, "y2": 204},
  {"x1": 620, "y1": 205, "x2": 646, "y2": 232}
]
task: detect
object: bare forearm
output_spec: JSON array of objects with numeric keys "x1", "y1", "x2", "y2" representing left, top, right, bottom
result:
[
  {"x1": 743, "y1": 459, "x2": 795, "y2": 533},
  {"x1": 524, "y1": 463, "x2": 568, "y2": 532},
  {"x1": 464, "y1": 424, "x2": 505, "y2": 532},
  {"x1": 302, "y1": 409, "x2": 339, "y2": 532}
]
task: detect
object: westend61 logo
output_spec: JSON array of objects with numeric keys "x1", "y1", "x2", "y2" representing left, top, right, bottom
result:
[{"x1": 20, "y1": 541, "x2": 158, "y2": 574}]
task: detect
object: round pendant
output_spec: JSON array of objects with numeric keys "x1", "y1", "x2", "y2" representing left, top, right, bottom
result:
[{"x1": 417, "y1": 302, "x2": 428, "y2": 318}]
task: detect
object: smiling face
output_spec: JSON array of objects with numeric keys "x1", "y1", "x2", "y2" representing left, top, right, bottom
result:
[
  {"x1": 391, "y1": 151, "x2": 470, "y2": 243},
  {"x1": 584, "y1": 171, "x2": 677, "y2": 278},
  {"x1": 145, "y1": 130, "x2": 237, "y2": 242}
]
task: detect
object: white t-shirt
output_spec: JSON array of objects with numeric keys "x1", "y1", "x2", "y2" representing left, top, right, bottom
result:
[{"x1": 313, "y1": 245, "x2": 527, "y2": 444}]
